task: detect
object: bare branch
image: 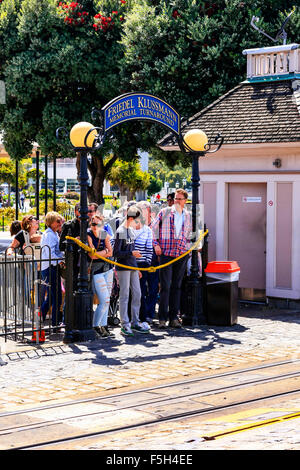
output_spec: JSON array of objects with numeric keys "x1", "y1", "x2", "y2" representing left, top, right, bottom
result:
[{"x1": 104, "y1": 153, "x2": 118, "y2": 174}]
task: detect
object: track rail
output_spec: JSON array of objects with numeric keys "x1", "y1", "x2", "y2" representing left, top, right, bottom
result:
[
  {"x1": 10, "y1": 388, "x2": 300, "y2": 450},
  {"x1": 1, "y1": 359, "x2": 299, "y2": 450},
  {"x1": 1, "y1": 358, "x2": 299, "y2": 418}
]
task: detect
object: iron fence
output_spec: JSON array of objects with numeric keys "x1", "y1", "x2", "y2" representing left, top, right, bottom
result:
[
  {"x1": 0, "y1": 229, "x2": 209, "y2": 345},
  {"x1": 0, "y1": 246, "x2": 65, "y2": 344}
]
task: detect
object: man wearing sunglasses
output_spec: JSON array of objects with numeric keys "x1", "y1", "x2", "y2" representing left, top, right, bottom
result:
[{"x1": 152, "y1": 189, "x2": 192, "y2": 329}]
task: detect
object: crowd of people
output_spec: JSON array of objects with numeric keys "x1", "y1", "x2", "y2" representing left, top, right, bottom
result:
[{"x1": 6, "y1": 188, "x2": 195, "y2": 338}]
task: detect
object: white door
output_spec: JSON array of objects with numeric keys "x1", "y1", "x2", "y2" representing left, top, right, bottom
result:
[{"x1": 228, "y1": 183, "x2": 267, "y2": 300}]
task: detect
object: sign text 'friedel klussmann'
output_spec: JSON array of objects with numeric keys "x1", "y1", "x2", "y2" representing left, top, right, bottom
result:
[{"x1": 102, "y1": 93, "x2": 180, "y2": 136}]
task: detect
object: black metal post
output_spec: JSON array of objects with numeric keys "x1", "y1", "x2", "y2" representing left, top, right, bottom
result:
[
  {"x1": 44, "y1": 155, "x2": 48, "y2": 215},
  {"x1": 36, "y1": 150, "x2": 39, "y2": 220},
  {"x1": 201, "y1": 224, "x2": 209, "y2": 321},
  {"x1": 53, "y1": 156, "x2": 57, "y2": 211},
  {"x1": 63, "y1": 230, "x2": 75, "y2": 343},
  {"x1": 181, "y1": 152, "x2": 206, "y2": 326},
  {"x1": 72, "y1": 150, "x2": 96, "y2": 342},
  {"x1": 15, "y1": 161, "x2": 19, "y2": 221}
]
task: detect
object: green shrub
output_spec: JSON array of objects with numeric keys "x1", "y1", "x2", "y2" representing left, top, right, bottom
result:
[
  {"x1": 0, "y1": 206, "x2": 15, "y2": 217},
  {"x1": 39, "y1": 189, "x2": 54, "y2": 200},
  {"x1": 64, "y1": 192, "x2": 80, "y2": 200},
  {"x1": 38, "y1": 201, "x2": 74, "y2": 217}
]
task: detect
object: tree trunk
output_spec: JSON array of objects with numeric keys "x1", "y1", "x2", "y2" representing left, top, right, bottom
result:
[
  {"x1": 87, "y1": 171, "x2": 105, "y2": 206},
  {"x1": 76, "y1": 152, "x2": 118, "y2": 208}
]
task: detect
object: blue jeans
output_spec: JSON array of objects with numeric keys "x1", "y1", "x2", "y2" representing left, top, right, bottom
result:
[
  {"x1": 41, "y1": 265, "x2": 62, "y2": 326},
  {"x1": 139, "y1": 263, "x2": 159, "y2": 322},
  {"x1": 92, "y1": 269, "x2": 114, "y2": 327}
]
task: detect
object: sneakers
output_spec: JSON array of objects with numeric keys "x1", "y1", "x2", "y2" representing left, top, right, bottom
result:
[
  {"x1": 169, "y1": 319, "x2": 182, "y2": 328},
  {"x1": 131, "y1": 322, "x2": 150, "y2": 333},
  {"x1": 94, "y1": 326, "x2": 110, "y2": 338},
  {"x1": 121, "y1": 325, "x2": 134, "y2": 337},
  {"x1": 103, "y1": 326, "x2": 115, "y2": 338},
  {"x1": 158, "y1": 320, "x2": 167, "y2": 329}
]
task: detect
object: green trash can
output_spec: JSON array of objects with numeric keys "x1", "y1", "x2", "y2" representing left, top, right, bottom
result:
[{"x1": 204, "y1": 261, "x2": 240, "y2": 326}]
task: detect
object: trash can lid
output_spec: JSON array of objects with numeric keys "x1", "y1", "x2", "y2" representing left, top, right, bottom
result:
[{"x1": 204, "y1": 261, "x2": 240, "y2": 273}]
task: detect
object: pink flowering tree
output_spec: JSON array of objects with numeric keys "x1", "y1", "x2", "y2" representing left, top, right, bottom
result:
[{"x1": 0, "y1": 0, "x2": 137, "y2": 204}]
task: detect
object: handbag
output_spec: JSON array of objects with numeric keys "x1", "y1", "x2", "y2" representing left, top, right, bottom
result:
[{"x1": 88, "y1": 236, "x2": 101, "y2": 280}]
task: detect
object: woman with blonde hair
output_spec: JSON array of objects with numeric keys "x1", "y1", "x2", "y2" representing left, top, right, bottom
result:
[{"x1": 40, "y1": 212, "x2": 64, "y2": 331}]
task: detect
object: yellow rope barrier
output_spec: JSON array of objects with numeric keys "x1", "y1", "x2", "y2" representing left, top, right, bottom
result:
[{"x1": 66, "y1": 229, "x2": 208, "y2": 273}]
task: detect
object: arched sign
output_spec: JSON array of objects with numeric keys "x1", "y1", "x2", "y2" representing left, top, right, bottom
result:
[{"x1": 102, "y1": 93, "x2": 181, "y2": 137}]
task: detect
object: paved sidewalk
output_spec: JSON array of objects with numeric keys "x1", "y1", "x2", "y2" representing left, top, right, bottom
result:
[{"x1": 0, "y1": 305, "x2": 299, "y2": 410}]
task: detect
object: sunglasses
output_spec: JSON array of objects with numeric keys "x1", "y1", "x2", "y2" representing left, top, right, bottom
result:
[
  {"x1": 88, "y1": 210, "x2": 95, "y2": 213},
  {"x1": 91, "y1": 222, "x2": 102, "y2": 227},
  {"x1": 29, "y1": 216, "x2": 39, "y2": 221}
]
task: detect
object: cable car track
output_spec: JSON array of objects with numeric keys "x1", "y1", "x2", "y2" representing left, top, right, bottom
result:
[
  {"x1": 1, "y1": 359, "x2": 299, "y2": 450},
  {"x1": 1, "y1": 358, "x2": 299, "y2": 419},
  {"x1": 8, "y1": 387, "x2": 300, "y2": 450}
]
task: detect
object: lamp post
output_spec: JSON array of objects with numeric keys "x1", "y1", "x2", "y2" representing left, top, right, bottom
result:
[
  {"x1": 56, "y1": 121, "x2": 99, "y2": 343},
  {"x1": 177, "y1": 129, "x2": 223, "y2": 326},
  {"x1": 36, "y1": 150, "x2": 39, "y2": 221}
]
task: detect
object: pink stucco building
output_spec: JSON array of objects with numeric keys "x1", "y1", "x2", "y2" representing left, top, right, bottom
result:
[{"x1": 159, "y1": 44, "x2": 300, "y2": 304}]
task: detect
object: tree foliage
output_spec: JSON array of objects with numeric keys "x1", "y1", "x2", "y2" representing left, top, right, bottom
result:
[
  {"x1": 0, "y1": 0, "x2": 299, "y2": 201},
  {"x1": 119, "y1": 0, "x2": 299, "y2": 164},
  {"x1": 0, "y1": 0, "x2": 137, "y2": 203},
  {"x1": 107, "y1": 157, "x2": 150, "y2": 199}
]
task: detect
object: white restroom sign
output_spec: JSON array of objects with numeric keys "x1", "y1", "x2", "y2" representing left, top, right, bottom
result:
[{"x1": 242, "y1": 196, "x2": 262, "y2": 203}]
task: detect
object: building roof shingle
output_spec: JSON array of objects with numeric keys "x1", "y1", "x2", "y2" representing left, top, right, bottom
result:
[{"x1": 158, "y1": 79, "x2": 300, "y2": 149}]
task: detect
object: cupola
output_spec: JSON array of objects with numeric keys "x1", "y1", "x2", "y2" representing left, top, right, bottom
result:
[
  {"x1": 243, "y1": 44, "x2": 300, "y2": 82},
  {"x1": 242, "y1": 8, "x2": 299, "y2": 82}
]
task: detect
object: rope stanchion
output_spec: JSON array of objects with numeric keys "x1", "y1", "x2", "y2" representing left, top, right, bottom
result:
[{"x1": 66, "y1": 229, "x2": 209, "y2": 273}]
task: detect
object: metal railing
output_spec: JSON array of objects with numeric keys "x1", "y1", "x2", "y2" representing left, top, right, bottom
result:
[{"x1": 0, "y1": 246, "x2": 65, "y2": 344}]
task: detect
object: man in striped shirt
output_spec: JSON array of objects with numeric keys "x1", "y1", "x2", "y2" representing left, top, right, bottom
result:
[{"x1": 152, "y1": 189, "x2": 192, "y2": 328}]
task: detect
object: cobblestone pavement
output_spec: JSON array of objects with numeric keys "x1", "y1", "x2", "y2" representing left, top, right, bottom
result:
[{"x1": 0, "y1": 306, "x2": 299, "y2": 411}]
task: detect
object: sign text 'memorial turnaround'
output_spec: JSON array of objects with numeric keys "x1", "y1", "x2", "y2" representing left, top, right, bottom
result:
[{"x1": 102, "y1": 93, "x2": 180, "y2": 136}]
